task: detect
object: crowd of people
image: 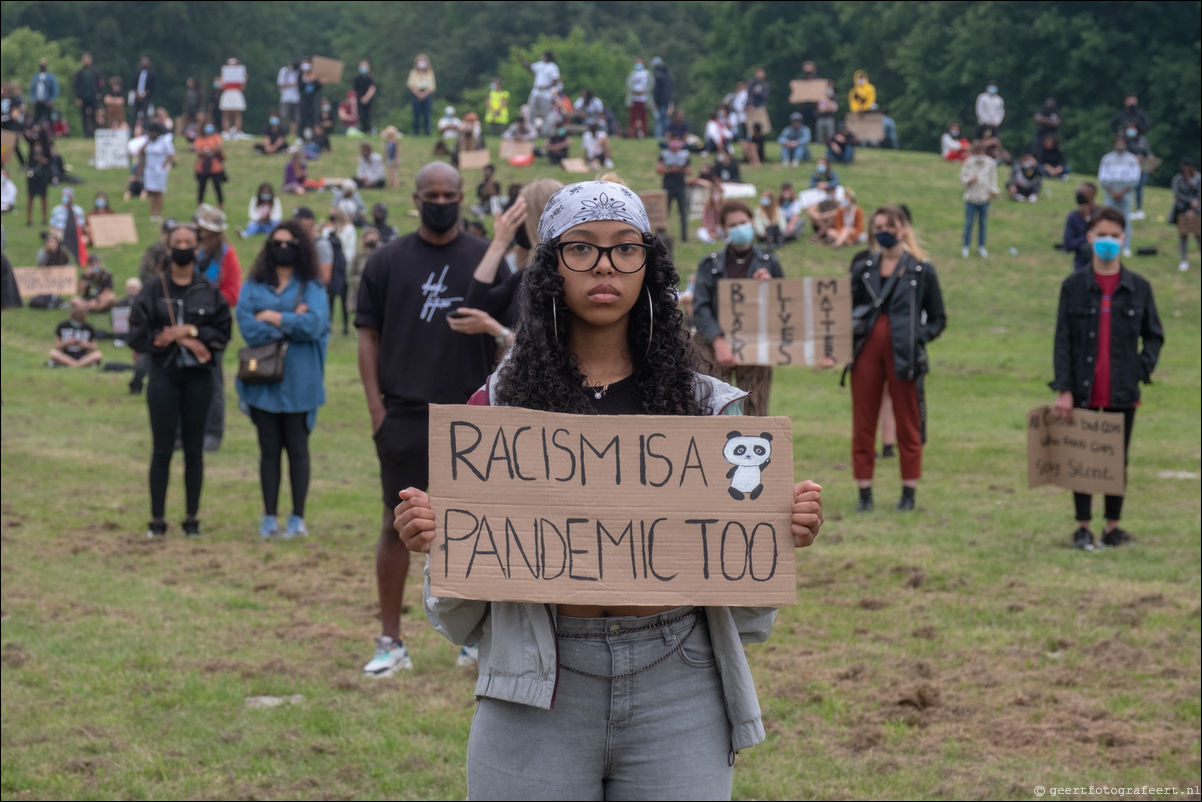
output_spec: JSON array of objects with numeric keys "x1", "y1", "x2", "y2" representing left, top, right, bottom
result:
[{"x1": 0, "y1": 45, "x2": 1190, "y2": 802}]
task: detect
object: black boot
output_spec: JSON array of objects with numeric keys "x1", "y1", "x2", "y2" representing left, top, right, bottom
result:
[
  {"x1": 856, "y1": 486, "x2": 873, "y2": 513},
  {"x1": 897, "y1": 486, "x2": 916, "y2": 511}
]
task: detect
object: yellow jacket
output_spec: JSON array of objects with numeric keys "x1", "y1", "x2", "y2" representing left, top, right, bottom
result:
[
  {"x1": 848, "y1": 70, "x2": 876, "y2": 113},
  {"x1": 486, "y1": 88, "x2": 510, "y2": 125}
]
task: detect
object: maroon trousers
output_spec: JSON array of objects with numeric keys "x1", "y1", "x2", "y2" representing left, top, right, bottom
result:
[{"x1": 851, "y1": 315, "x2": 923, "y2": 481}]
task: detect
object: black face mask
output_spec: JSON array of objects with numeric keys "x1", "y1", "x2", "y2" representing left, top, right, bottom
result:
[
  {"x1": 1075, "y1": 192, "x2": 1090, "y2": 205},
  {"x1": 874, "y1": 232, "x2": 898, "y2": 249},
  {"x1": 171, "y1": 247, "x2": 195, "y2": 266},
  {"x1": 420, "y1": 200, "x2": 460, "y2": 234},
  {"x1": 270, "y1": 242, "x2": 298, "y2": 266},
  {"x1": 513, "y1": 223, "x2": 531, "y2": 250}
]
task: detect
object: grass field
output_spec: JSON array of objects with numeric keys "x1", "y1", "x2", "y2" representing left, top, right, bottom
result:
[{"x1": 1, "y1": 130, "x2": 1199, "y2": 801}]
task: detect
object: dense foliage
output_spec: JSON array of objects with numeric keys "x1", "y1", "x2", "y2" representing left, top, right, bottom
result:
[{"x1": 2, "y1": 0, "x2": 1198, "y2": 182}]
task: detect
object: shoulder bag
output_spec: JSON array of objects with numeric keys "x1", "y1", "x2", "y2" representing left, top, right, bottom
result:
[{"x1": 237, "y1": 281, "x2": 305, "y2": 385}]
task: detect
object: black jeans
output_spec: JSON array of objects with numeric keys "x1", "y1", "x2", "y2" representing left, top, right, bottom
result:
[
  {"x1": 147, "y1": 364, "x2": 214, "y2": 519},
  {"x1": 1073, "y1": 406, "x2": 1136, "y2": 522},
  {"x1": 196, "y1": 173, "x2": 224, "y2": 206},
  {"x1": 249, "y1": 407, "x2": 311, "y2": 517},
  {"x1": 666, "y1": 185, "x2": 689, "y2": 242},
  {"x1": 328, "y1": 285, "x2": 348, "y2": 335}
]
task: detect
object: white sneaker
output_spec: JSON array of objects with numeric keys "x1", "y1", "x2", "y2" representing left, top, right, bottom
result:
[
  {"x1": 363, "y1": 636, "x2": 412, "y2": 677},
  {"x1": 1122, "y1": 248, "x2": 1132, "y2": 258},
  {"x1": 978, "y1": 247, "x2": 989, "y2": 258},
  {"x1": 961, "y1": 246, "x2": 969, "y2": 258},
  {"x1": 456, "y1": 644, "x2": 479, "y2": 667},
  {"x1": 604, "y1": 159, "x2": 614, "y2": 169},
  {"x1": 1130, "y1": 210, "x2": 1146, "y2": 221},
  {"x1": 1180, "y1": 260, "x2": 1190, "y2": 272},
  {"x1": 1027, "y1": 195, "x2": 1038, "y2": 203}
]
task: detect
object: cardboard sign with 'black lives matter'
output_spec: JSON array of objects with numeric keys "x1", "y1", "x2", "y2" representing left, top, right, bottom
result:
[
  {"x1": 1027, "y1": 406, "x2": 1125, "y2": 496},
  {"x1": 717, "y1": 278, "x2": 852, "y2": 367},
  {"x1": 13, "y1": 266, "x2": 77, "y2": 299},
  {"x1": 428, "y1": 405, "x2": 796, "y2": 607}
]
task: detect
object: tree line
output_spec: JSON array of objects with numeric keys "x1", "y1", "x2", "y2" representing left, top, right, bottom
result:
[{"x1": 2, "y1": 0, "x2": 1198, "y2": 183}]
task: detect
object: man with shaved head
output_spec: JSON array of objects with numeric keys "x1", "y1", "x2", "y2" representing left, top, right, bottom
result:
[{"x1": 355, "y1": 161, "x2": 495, "y2": 676}]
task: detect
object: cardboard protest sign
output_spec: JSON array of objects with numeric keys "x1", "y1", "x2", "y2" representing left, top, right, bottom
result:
[
  {"x1": 111, "y1": 305, "x2": 131, "y2": 337},
  {"x1": 789, "y1": 79, "x2": 830, "y2": 104},
  {"x1": 1, "y1": 129, "x2": 16, "y2": 164},
  {"x1": 560, "y1": 157, "x2": 590, "y2": 173},
  {"x1": 639, "y1": 190, "x2": 668, "y2": 233},
  {"x1": 745, "y1": 105, "x2": 772, "y2": 136},
  {"x1": 499, "y1": 139, "x2": 535, "y2": 160},
  {"x1": 1026, "y1": 406, "x2": 1125, "y2": 496},
  {"x1": 688, "y1": 185, "x2": 707, "y2": 220},
  {"x1": 1177, "y1": 212, "x2": 1200, "y2": 238},
  {"x1": 89, "y1": 213, "x2": 139, "y2": 248},
  {"x1": 428, "y1": 405, "x2": 797, "y2": 607},
  {"x1": 457, "y1": 148, "x2": 491, "y2": 170},
  {"x1": 310, "y1": 56, "x2": 344, "y2": 85},
  {"x1": 93, "y1": 128, "x2": 130, "y2": 170},
  {"x1": 220, "y1": 64, "x2": 247, "y2": 86},
  {"x1": 717, "y1": 278, "x2": 852, "y2": 367},
  {"x1": 844, "y1": 112, "x2": 884, "y2": 142},
  {"x1": 13, "y1": 266, "x2": 77, "y2": 299}
]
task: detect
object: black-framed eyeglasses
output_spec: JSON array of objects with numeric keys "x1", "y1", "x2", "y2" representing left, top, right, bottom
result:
[{"x1": 556, "y1": 241, "x2": 651, "y2": 273}]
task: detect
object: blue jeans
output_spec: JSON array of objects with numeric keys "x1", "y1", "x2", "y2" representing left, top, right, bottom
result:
[
  {"x1": 1103, "y1": 187, "x2": 1133, "y2": 244},
  {"x1": 882, "y1": 116, "x2": 899, "y2": 149},
  {"x1": 780, "y1": 143, "x2": 811, "y2": 163},
  {"x1": 1135, "y1": 171, "x2": 1148, "y2": 212},
  {"x1": 654, "y1": 104, "x2": 671, "y2": 140},
  {"x1": 827, "y1": 143, "x2": 854, "y2": 163},
  {"x1": 411, "y1": 94, "x2": 432, "y2": 136},
  {"x1": 963, "y1": 202, "x2": 989, "y2": 248},
  {"x1": 466, "y1": 607, "x2": 734, "y2": 800},
  {"x1": 245, "y1": 220, "x2": 275, "y2": 236}
]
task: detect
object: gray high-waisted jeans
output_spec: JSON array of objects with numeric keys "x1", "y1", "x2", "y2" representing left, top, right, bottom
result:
[{"x1": 467, "y1": 606, "x2": 735, "y2": 801}]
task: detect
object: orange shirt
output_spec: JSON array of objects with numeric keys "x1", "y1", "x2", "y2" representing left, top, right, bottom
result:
[
  {"x1": 193, "y1": 134, "x2": 224, "y2": 174},
  {"x1": 834, "y1": 205, "x2": 864, "y2": 238}
]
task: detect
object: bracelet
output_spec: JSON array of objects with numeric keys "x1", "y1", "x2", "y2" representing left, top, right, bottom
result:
[
  {"x1": 494, "y1": 327, "x2": 511, "y2": 347},
  {"x1": 188, "y1": 325, "x2": 199, "y2": 338}
]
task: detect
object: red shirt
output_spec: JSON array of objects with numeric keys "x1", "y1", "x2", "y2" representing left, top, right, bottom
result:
[{"x1": 1089, "y1": 269, "x2": 1121, "y2": 408}]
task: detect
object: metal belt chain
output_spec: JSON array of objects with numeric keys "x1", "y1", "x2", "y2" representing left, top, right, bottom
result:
[{"x1": 558, "y1": 610, "x2": 700, "y2": 680}]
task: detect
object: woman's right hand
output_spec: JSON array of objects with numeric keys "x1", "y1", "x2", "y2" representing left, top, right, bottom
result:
[
  {"x1": 492, "y1": 196, "x2": 528, "y2": 244},
  {"x1": 394, "y1": 487, "x2": 435, "y2": 553},
  {"x1": 181, "y1": 337, "x2": 212, "y2": 363},
  {"x1": 712, "y1": 336, "x2": 738, "y2": 368}
]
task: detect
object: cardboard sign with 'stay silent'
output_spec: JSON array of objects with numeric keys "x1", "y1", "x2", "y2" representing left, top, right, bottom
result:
[
  {"x1": 717, "y1": 278, "x2": 852, "y2": 367},
  {"x1": 428, "y1": 405, "x2": 797, "y2": 607},
  {"x1": 1027, "y1": 406, "x2": 1125, "y2": 496}
]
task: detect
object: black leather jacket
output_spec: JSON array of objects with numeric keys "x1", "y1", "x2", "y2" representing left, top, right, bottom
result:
[
  {"x1": 850, "y1": 251, "x2": 947, "y2": 381},
  {"x1": 691, "y1": 245, "x2": 784, "y2": 345},
  {"x1": 1050, "y1": 266, "x2": 1163, "y2": 408}
]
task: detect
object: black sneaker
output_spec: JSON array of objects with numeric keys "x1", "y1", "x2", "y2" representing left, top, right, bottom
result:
[
  {"x1": 182, "y1": 518, "x2": 202, "y2": 537},
  {"x1": 1102, "y1": 527, "x2": 1134, "y2": 547},
  {"x1": 146, "y1": 520, "x2": 167, "y2": 539},
  {"x1": 1071, "y1": 526, "x2": 1096, "y2": 551},
  {"x1": 880, "y1": 444, "x2": 895, "y2": 458},
  {"x1": 896, "y1": 494, "x2": 915, "y2": 511}
]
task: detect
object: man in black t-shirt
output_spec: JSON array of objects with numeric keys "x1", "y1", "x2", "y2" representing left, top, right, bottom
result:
[
  {"x1": 49, "y1": 306, "x2": 103, "y2": 367},
  {"x1": 355, "y1": 161, "x2": 495, "y2": 677}
]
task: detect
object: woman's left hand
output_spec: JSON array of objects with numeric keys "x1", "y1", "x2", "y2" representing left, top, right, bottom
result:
[
  {"x1": 447, "y1": 307, "x2": 502, "y2": 337},
  {"x1": 791, "y1": 480, "x2": 823, "y2": 548},
  {"x1": 753, "y1": 267, "x2": 773, "y2": 282},
  {"x1": 255, "y1": 309, "x2": 284, "y2": 327}
]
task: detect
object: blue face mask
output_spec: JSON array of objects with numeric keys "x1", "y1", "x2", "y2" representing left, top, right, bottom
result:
[
  {"x1": 1125, "y1": 128, "x2": 1137, "y2": 138},
  {"x1": 1093, "y1": 236, "x2": 1122, "y2": 262},
  {"x1": 726, "y1": 222, "x2": 754, "y2": 248},
  {"x1": 203, "y1": 125, "x2": 215, "y2": 135},
  {"x1": 269, "y1": 117, "x2": 280, "y2": 126},
  {"x1": 95, "y1": 198, "x2": 107, "y2": 208},
  {"x1": 634, "y1": 64, "x2": 645, "y2": 71},
  {"x1": 987, "y1": 86, "x2": 998, "y2": 95},
  {"x1": 360, "y1": 66, "x2": 369, "y2": 75}
]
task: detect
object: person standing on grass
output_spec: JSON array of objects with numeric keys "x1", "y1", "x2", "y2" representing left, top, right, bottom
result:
[
  {"x1": 392, "y1": 181, "x2": 823, "y2": 801},
  {"x1": 355, "y1": 161, "x2": 497, "y2": 677},
  {"x1": 1050, "y1": 207, "x2": 1163, "y2": 551},
  {"x1": 1169, "y1": 158, "x2": 1200, "y2": 272},
  {"x1": 236, "y1": 221, "x2": 330, "y2": 539},
  {"x1": 127, "y1": 223, "x2": 232, "y2": 539},
  {"x1": 848, "y1": 206, "x2": 946, "y2": 513},
  {"x1": 1097, "y1": 133, "x2": 1141, "y2": 257},
  {"x1": 960, "y1": 139, "x2": 997, "y2": 258}
]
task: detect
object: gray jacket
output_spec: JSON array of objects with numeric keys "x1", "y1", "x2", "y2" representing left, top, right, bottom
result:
[{"x1": 424, "y1": 374, "x2": 778, "y2": 752}]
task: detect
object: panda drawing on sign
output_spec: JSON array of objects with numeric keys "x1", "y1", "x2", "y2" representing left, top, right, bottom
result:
[{"x1": 723, "y1": 431, "x2": 773, "y2": 501}]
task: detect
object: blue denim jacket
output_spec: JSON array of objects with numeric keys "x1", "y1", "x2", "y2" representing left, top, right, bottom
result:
[
  {"x1": 424, "y1": 375, "x2": 778, "y2": 752},
  {"x1": 234, "y1": 277, "x2": 330, "y2": 428}
]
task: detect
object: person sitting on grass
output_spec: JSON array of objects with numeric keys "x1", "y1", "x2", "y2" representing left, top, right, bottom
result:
[
  {"x1": 49, "y1": 305, "x2": 103, "y2": 367},
  {"x1": 355, "y1": 141, "x2": 386, "y2": 189},
  {"x1": 1007, "y1": 153, "x2": 1043, "y2": 202},
  {"x1": 71, "y1": 254, "x2": 117, "y2": 313},
  {"x1": 253, "y1": 111, "x2": 288, "y2": 155},
  {"x1": 244, "y1": 182, "x2": 283, "y2": 236},
  {"x1": 1036, "y1": 134, "x2": 1069, "y2": 180}
]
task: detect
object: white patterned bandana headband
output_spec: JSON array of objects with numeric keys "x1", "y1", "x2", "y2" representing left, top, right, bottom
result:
[{"x1": 538, "y1": 181, "x2": 651, "y2": 243}]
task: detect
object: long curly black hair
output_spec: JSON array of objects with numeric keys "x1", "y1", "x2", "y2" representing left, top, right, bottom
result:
[{"x1": 494, "y1": 233, "x2": 706, "y2": 415}]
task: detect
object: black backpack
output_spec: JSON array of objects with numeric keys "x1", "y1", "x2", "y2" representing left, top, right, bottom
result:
[{"x1": 327, "y1": 231, "x2": 347, "y2": 295}]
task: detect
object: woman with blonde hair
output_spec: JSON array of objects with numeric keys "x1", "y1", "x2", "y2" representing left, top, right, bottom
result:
[
  {"x1": 450, "y1": 177, "x2": 565, "y2": 352},
  {"x1": 406, "y1": 54, "x2": 436, "y2": 136},
  {"x1": 847, "y1": 205, "x2": 945, "y2": 512}
]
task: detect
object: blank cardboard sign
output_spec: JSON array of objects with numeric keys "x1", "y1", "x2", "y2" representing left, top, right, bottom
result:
[
  {"x1": 457, "y1": 148, "x2": 491, "y2": 170},
  {"x1": 717, "y1": 278, "x2": 852, "y2": 367},
  {"x1": 560, "y1": 157, "x2": 590, "y2": 173},
  {"x1": 499, "y1": 139, "x2": 535, "y2": 160},
  {"x1": 789, "y1": 79, "x2": 831, "y2": 104},
  {"x1": 844, "y1": 112, "x2": 884, "y2": 142},
  {"x1": 1027, "y1": 406, "x2": 1125, "y2": 496},
  {"x1": 89, "y1": 213, "x2": 139, "y2": 248},
  {"x1": 427, "y1": 405, "x2": 797, "y2": 607},
  {"x1": 639, "y1": 190, "x2": 668, "y2": 233},
  {"x1": 310, "y1": 56, "x2": 344, "y2": 85}
]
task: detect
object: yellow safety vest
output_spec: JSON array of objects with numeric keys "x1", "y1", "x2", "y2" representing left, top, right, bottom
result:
[{"x1": 486, "y1": 89, "x2": 510, "y2": 125}]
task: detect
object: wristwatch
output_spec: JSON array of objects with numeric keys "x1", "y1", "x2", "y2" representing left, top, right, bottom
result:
[{"x1": 188, "y1": 325, "x2": 199, "y2": 338}]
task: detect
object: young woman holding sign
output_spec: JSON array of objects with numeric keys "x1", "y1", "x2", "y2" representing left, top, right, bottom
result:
[{"x1": 394, "y1": 181, "x2": 823, "y2": 801}]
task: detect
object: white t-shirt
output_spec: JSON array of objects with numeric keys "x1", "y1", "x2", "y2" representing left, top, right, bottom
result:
[
  {"x1": 277, "y1": 66, "x2": 299, "y2": 104},
  {"x1": 530, "y1": 60, "x2": 560, "y2": 91}
]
